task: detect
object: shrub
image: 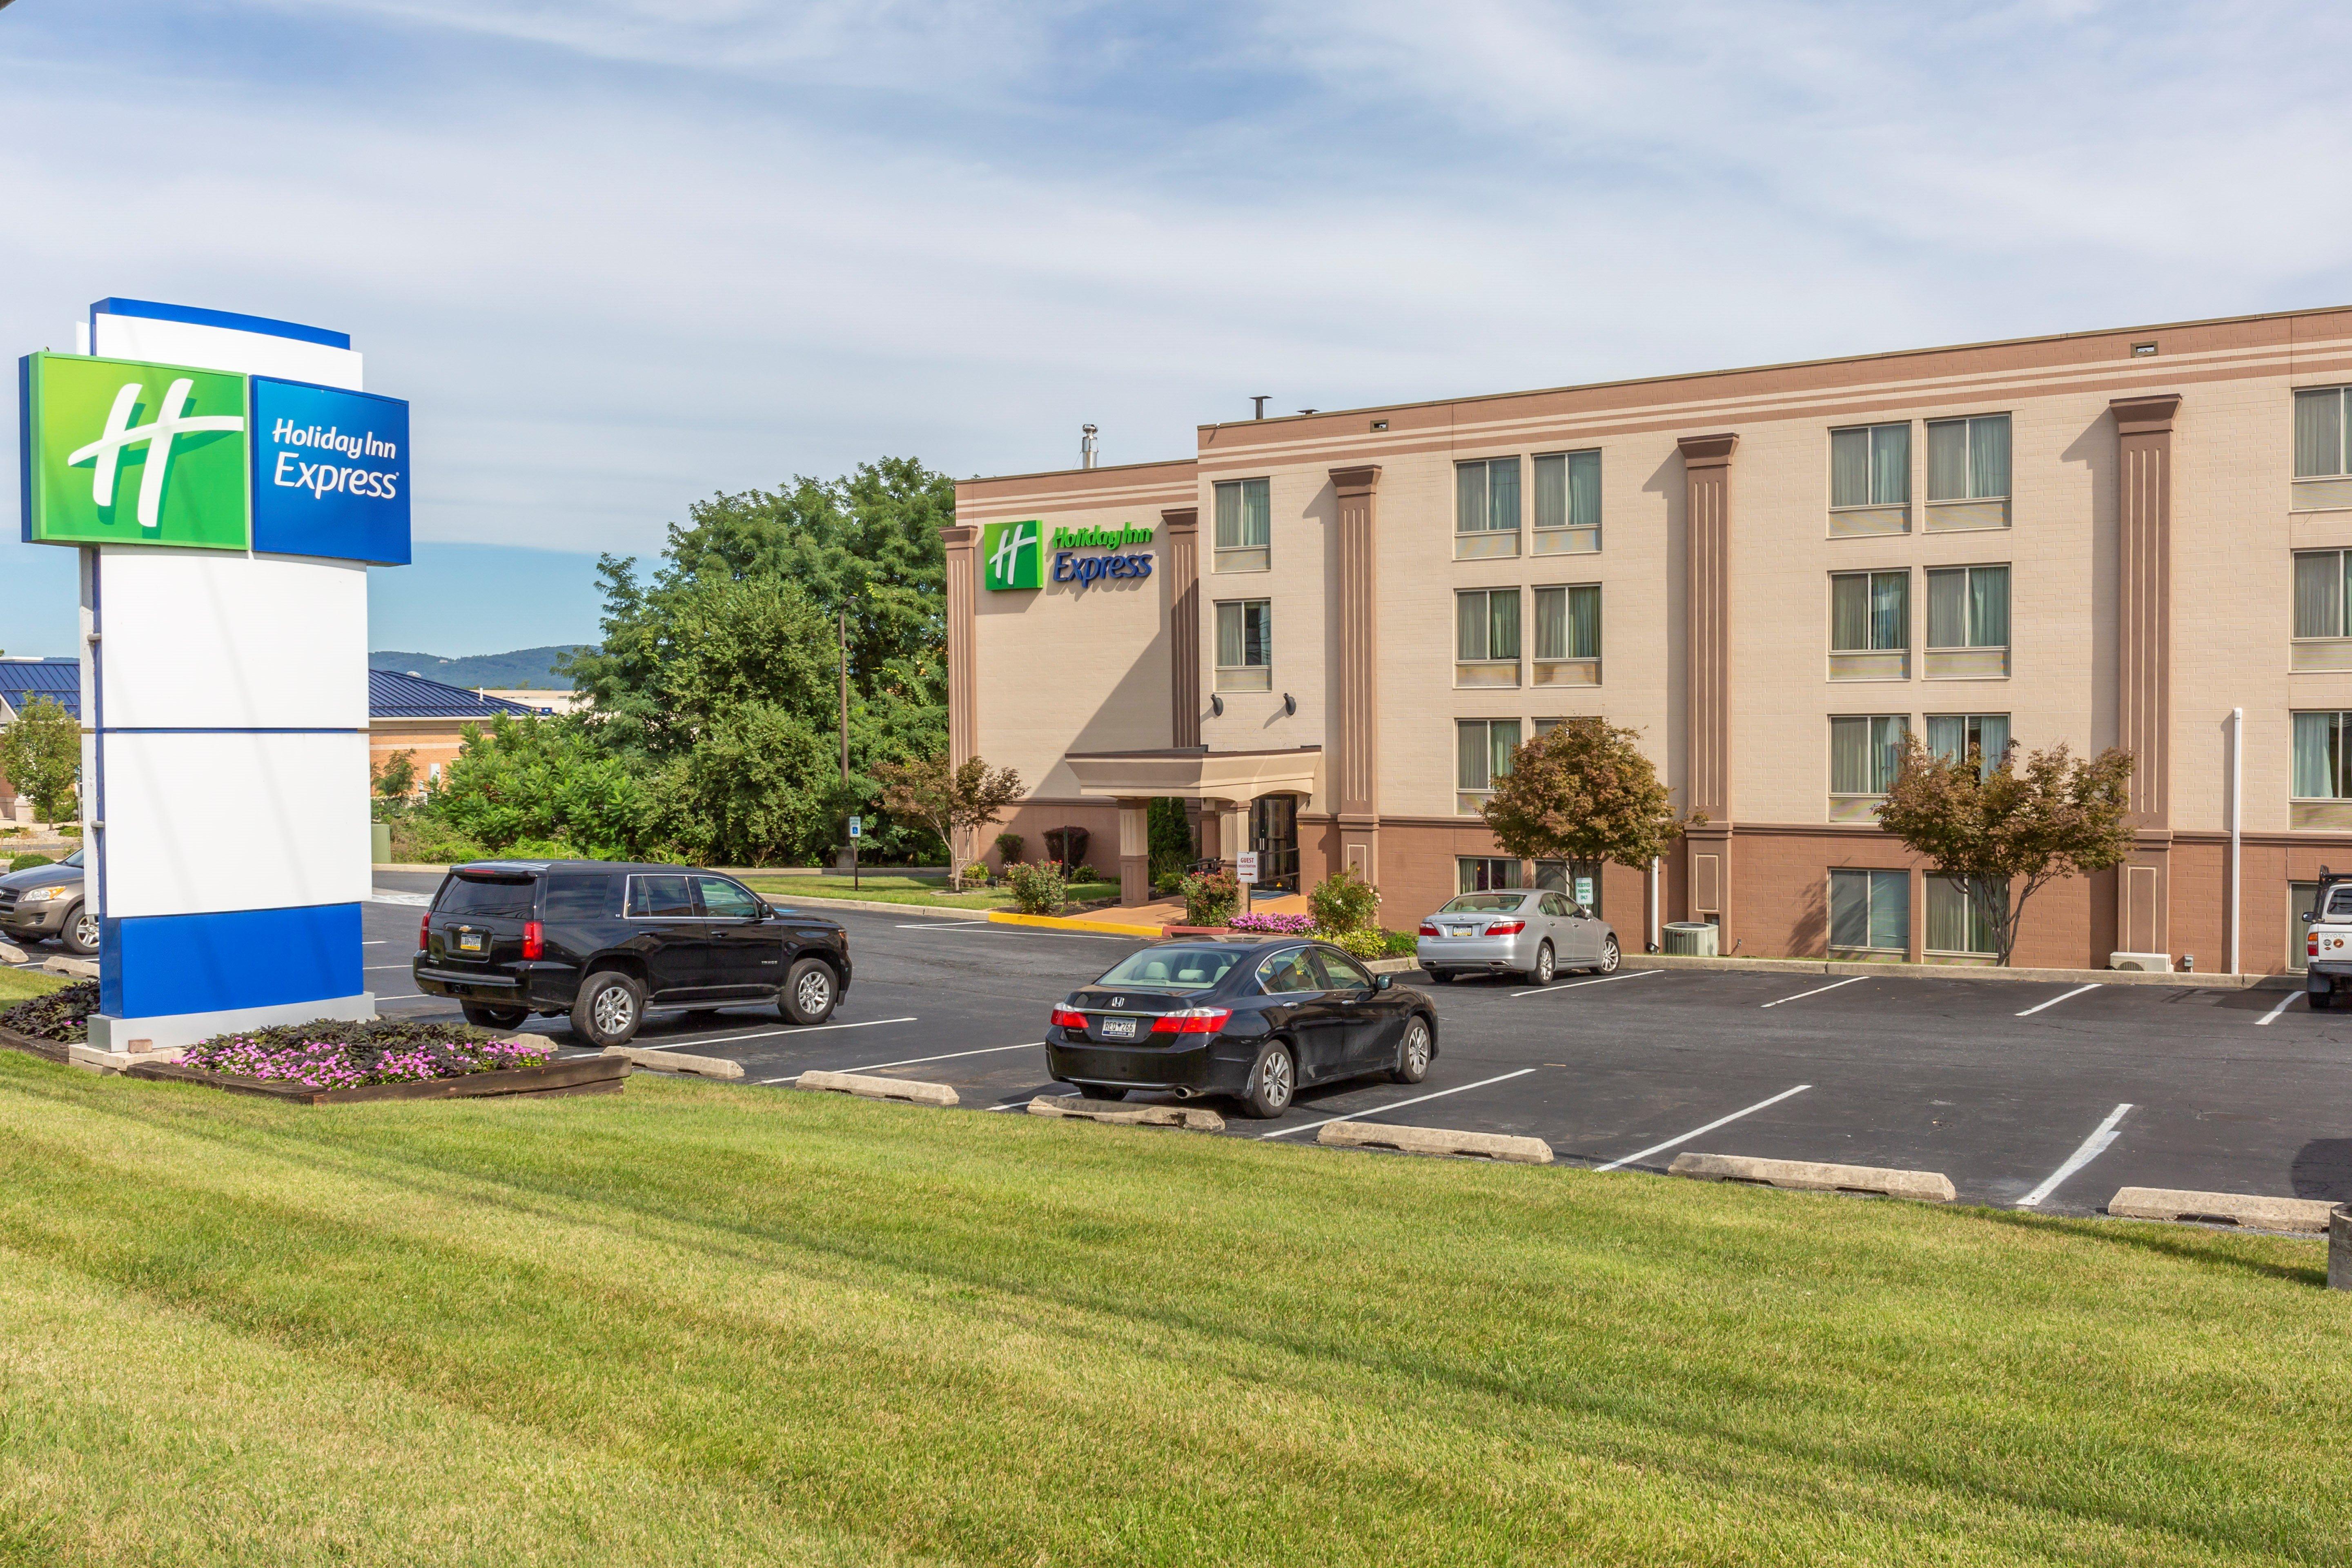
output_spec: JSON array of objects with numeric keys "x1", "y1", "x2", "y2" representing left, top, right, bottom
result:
[
  {"x1": 1152, "y1": 869, "x2": 1182, "y2": 897},
  {"x1": 1327, "y1": 927, "x2": 1390, "y2": 961},
  {"x1": 1308, "y1": 867, "x2": 1381, "y2": 935},
  {"x1": 961, "y1": 861, "x2": 992, "y2": 887},
  {"x1": 1005, "y1": 860, "x2": 1067, "y2": 915},
  {"x1": 0, "y1": 979, "x2": 97, "y2": 1043},
  {"x1": 8, "y1": 853, "x2": 54, "y2": 872},
  {"x1": 994, "y1": 832, "x2": 1024, "y2": 864},
  {"x1": 1229, "y1": 911, "x2": 1315, "y2": 935},
  {"x1": 1179, "y1": 870, "x2": 1240, "y2": 927},
  {"x1": 389, "y1": 816, "x2": 490, "y2": 865}
]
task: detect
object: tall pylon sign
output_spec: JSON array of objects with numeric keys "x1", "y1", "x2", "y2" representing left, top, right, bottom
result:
[{"x1": 16, "y1": 299, "x2": 411, "y2": 1050}]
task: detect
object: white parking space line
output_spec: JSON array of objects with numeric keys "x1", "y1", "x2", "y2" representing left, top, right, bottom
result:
[
  {"x1": 2256, "y1": 990, "x2": 2303, "y2": 1026},
  {"x1": 643, "y1": 1015, "x2": 918, "y2": 1054},
  {"x1": 840, "y1": 1040, "x2": 1044, "y2": 1073},
  {"x1": 1508, "y1": 969, "x2": 1660, "y2": 1000},
  {"x1": 893, "y1": 921, "x2": 994, "y2": 930},
  {"x1": 2017, "y1": 983, "x2": 2101, "y2": 1018},
  {"x1": 368, "y1": 889, "x2": 430, "y2": 906},
  {"x1": 363, "y1": 940, "x2": 389, "y2": 946},
  {"x1": 1759, "y1": 977, "x2": 1865, "y2": 1009},
  {"x1": 990, "y1": 1087, "x2": 1078, "y2": 1111},
  {"x1": 1258, "y1": 1068, "x2": 1541, "y2": 1140},
  {"x1": 1590, "y1": 1083, "x2": 1813, "y2": 1172},
  {"x1": 2016, "y1": 1102, "x2": 2133, "y2": 1208},
  {"x1": 364, "y1": 964, "x2": 412, "y2": 971}
]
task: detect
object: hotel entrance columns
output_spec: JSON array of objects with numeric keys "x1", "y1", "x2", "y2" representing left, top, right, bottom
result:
[{"x1": 1116, "y1": 797, "x2": 1151, "y2": 907}]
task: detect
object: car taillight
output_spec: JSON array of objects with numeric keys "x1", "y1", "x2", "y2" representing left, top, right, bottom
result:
[
  {"x1": 1152, "y1": 1007, "x2": 1231, "y2": 1035},
  {"x1": 1486, "y1": 920, "x2": 1526, "y2": 936},
  {"x1": 1418, "y1": 922, "x2": 1441, "y2": 937},
  {"x1": 1049, "y1": 1007, "x2": 1088, "y2": 1030},
  {"x1": 523, "y1": 920, "x2": 543, "y2": 960},
  {"x1": 419, "y1": 913, "x2": 430, "y2": 951},
  {"x1": 2311, "y1": 931, "x2": 2321, "y2": 957}
]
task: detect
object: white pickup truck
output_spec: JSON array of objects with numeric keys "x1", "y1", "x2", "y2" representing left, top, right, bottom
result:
[{"x1": 2303, "y1": 872, "x2": 2352, "y2": 1007}]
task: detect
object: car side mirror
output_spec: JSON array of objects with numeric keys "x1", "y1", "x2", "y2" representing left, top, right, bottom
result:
[
  {"x1": 1374, "y1": 973, "x2": 1393, "y2": 991},
  {"x1": 2304, "y1": 910, "x2": 2318, "y2": 924}
]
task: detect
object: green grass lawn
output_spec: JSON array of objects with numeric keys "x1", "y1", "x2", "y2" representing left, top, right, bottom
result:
[
  {"x1": 741, "y1": 872, "x2": 1123, "y2": 911},
  {"x1": 0, "y1": 968, "x2": 66, "y2": 1004},
  {"x1": 0, "y1": 1056, "x2": 2344, "y2": 1567}
]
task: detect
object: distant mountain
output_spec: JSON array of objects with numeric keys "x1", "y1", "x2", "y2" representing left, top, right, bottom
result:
[{"x1": 368, "y1": 645, "x2": 592, "y2": 689}]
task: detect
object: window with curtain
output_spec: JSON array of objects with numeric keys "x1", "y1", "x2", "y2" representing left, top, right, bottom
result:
[
  {"x1": 1830, "y1": 423, "x2": 1910, "y2": 508},
  {"x1": 1456, "y1": 719, "x2": 1523, "y2": 795},
  {"x1": 1926, "y1": 565, "x2": 2009, "y2": 648},
  {"x1": 1830, "y1": 571, "x2": 1909, "y2": 652},
  {"x1": 1214, "y1": 600, "x2": 1270, "y2": 668},
  {"x1": 2295, "y1": 550, "x2": 2352, "y2": 638},
  {"x1": 1213, "y1": 479, "x2": 1271, "y2": 548},
  {"x1": 1533, "y1": 585, "x2": 1600, "y2": 661},
  {"x1": 1830, "y1": 715, "x2": 1908, "y2": 795},
  {"x1": 2298, "y1": 389, "x2": 2348, "y2": 479},
  {"x1": 1533, "y1": 451, "x2": 1601, "y2": 532},
  {"x1": 2294, "y1": 712, "x2": 2349, "y2": 799},
  {"x1": 1457, "y1": 589, "x2": 1521, "y2": 662},
  {"x1": 1926, "y1": 713, "x2": 2011, "y2": 778},
  {"x1": 1926, "y1": 415, "x2": 2010, "y2": 501},
  {"x1": 1458, "y1": 857, "x2": 1523, "y2": 893},
  {"x1": 1456, "y1": 457, "x2": 1522, "y2": 534},
  {"x1": 1534, "y1": 860, "x2": 1601, "y2": 914},
  {"x1": 1829, "y1": 868, "x2": 1909, "y2": 953},
  {"x1": 1925, "y1": 876, "x2": 1996, "y2": 955}
]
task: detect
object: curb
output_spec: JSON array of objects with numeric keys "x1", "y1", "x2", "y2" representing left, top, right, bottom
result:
[
  {"x1": 1028, "y1": 1096, "x2": 1226, "y2": 1131},
  {"x1": 1317, "y1": 1120, "x2": 1552, "y2": 1165},
  {"x1": 1624, "y1": 955, "x2": 2290, "y2": 989},
  {"x1": 2107, "y1": 1186, "x2": 2339, "y2": 1233},
  {"x1": 41, "y1": 957, "x2": 98, "y2": 979},
  {"x1": 761, "y1": 896, "x2": 993, "y2": 921},
  {"x1": 987, "y1": 911, "x2": 1165, "y2": 939},
  {"x1": 795, "y1": 1069, "x2": 958, "y2": 1107},
  {"x1": 1667, "y1": 1152, "x2": 1956, "y2": 1202},
  {"x1": 601, "y1": 1046, "x2": 744, "y2": 1080}
]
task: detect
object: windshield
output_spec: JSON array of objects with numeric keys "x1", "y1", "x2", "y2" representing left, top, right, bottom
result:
[
  {"x1": 62, "y1": 848, "x2": 83, "y2": 868},
  {"x1": 436, "y1": 873, "x2": 537, "y2": 918},
  {"x1": 1440, "y1": 893, "x2": 1525, "y2": 914},
  {"x1": 1092, "y1": 946, "x2": 1243, "y2": 992}
]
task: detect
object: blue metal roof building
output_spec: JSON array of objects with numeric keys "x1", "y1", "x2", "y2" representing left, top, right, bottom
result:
[
  {"x1": 0, "y1": 658, "x2": 84, "y2": 722},
  {"x1": 0, "y1": 660, "x2": 554, "y2": 724}
]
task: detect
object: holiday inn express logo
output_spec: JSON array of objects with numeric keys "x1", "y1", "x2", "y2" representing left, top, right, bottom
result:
[
  {"x1": 23, "y1": 353, "x2": 249, "y2": 550},
  {"x1": 981, "y1": 519, "x2": 1042, "y2": 590}
]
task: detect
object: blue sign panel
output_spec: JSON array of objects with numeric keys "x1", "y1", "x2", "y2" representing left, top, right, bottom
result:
[{"x1": 248, "y1": 376, "x2": 410, "y2": 564}]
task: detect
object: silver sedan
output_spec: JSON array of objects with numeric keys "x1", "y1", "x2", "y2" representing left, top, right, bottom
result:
[{"x1": 1415, "y1": 889, "x2": 1620, "y2": 985}]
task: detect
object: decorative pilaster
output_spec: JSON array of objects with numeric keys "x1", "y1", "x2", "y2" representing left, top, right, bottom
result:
[
  {"x1": 1330, "y1": 464, "x2": 1382, "y2": 886},
  {"x1": 1163, "y1": 506, "x2": 1200, "y2": 748},
  {"x1": 1677, "y1": 433, "x2": 1737, "y2": 925},
  {"x1": 941, "y1": 523, "x2": 978, "y2": 769},
  {"x1": 1117, "y1": 797, "x2": 1150, "y2": 908},
  {"x1": 2113, "y1": 394, "x2": 2180, "y2": 957}
]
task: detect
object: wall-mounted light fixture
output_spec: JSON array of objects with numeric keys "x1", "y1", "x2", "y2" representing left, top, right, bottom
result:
[
  {"x1": 2131, "y1": 341, "x2": 2158, "y2": 357},
  {"x1": 1210, "y1": 694, "x2": 1225, "y2": 717},
  {"x1": 1282, "y1": 693, "x2": 1297, "y2": 716},
  {"x1": 1370, "y1": 419, "x2": 1388, "y2": 431}
]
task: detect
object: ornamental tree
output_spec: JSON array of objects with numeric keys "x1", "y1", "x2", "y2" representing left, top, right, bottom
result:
[
  {"x1": 876, "y1": 753, "x2": 1024, "y2": 890},
  {"x1": 0, "y1": 695, "x2": 81, "y2": 826},
  {"x1": 1874, "y1": 734, "x2": 2134, "y2": 966},
  {"x1": 1479, "y1": 717, "x2": 1697, "y2": 895}
]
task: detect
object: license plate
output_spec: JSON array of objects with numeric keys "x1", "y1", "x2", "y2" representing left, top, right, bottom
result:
[
  {"x1": 459, "y1": 933, "x2": 485, "y2": 953},
  {"x1": 1099, "y1": 1017, "x2": 1139, "y2": 1040},
  {"x1": 1445, "y1": 926, "x2": 1473, "y2": 937}
]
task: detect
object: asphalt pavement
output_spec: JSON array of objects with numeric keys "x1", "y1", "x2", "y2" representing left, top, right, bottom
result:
[{"x1": 344, "y1": 869, "x2": 2352, "y2": 1219}]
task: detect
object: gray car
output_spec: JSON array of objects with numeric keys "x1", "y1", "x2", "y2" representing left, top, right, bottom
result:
[
  {"x1": 0, "y1": 846, "x2": 95, "y2": 955},
  {"x1": 1415, "y1": 889, "x2": 1619, "y2": 985}
]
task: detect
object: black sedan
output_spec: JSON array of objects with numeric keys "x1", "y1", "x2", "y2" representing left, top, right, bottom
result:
[{"x1": 1045, "y1": 938, "x2": 1438, "y2": 1118}]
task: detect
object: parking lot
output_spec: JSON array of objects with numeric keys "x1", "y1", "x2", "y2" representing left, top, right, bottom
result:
[{"x1": 335, "y1": 870, "x2": 2352, "y2": 1219}]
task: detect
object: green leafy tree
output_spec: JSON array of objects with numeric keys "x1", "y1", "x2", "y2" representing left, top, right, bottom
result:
[
  {"x1": 0, "y1": 695, "x2": 80, "y2": 825},
  {"x1": 1480, "y1": 717, "x2": 1696, "y2": 894},
  {"x1": 1875, "y1": 735, "x2": 2134, "y2": 965},
  {"x1": 425, "y1": 714, "x2": 650, "y2": 859},
  {"x1": 875, "y1": 753, "x2": 1025, "y2": 890},
  {"x1": 373, "y1": 749, "x2": 417, "y2": 799},
  {"x1": 1147, "y1": 797, "x2": 1194, "y2": 881}
]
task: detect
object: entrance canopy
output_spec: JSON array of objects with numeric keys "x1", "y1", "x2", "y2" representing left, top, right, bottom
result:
[{"x1": 1063, "y1": 745, "x2": 1322, "y2": 805}]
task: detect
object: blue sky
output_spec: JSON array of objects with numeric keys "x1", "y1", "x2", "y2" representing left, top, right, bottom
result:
[{"x1": 4, "y1": 0, "x2": 2350, "y2": 657}]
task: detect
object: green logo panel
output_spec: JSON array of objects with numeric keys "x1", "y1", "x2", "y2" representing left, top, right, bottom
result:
[
  {"x1": 25, "y1": 352, "x2": 249, "y2": 550},
  {"x1": 980, "y1": 519, "x2": 1042, "y2": 590}
]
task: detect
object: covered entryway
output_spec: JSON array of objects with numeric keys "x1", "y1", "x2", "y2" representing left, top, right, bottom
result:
[
  {"x1": 1062, "y1": 746, "x2": 1324, "y2": 907},
  {"x1": 1249, "y1": 793, "x2": 1300, "y2": 893}
]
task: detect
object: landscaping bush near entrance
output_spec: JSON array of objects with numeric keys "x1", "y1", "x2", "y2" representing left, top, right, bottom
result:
[
  {"x1": 0, "y1": 978, "x2": 95, "y2": 1043},
  {"x1": 176, "y1": 1018, "x2": 537, "y2": 1092},
  {"x1": 1004, "y1": 860, "x2": 1066, "y2": 915}
]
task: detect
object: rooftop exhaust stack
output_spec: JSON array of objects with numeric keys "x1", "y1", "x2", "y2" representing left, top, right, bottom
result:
[
  {"x1": 1080, "y1": 423, "x2": 1098, "y2": 469},
  {"x1": 1252, "y1": 396, "x2": 1269, "y2": 420}
]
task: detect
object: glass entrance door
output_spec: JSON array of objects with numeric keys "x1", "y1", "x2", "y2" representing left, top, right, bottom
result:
[{"x1": 1249, "y1": 794, "x2": 1300, "y2": 892}]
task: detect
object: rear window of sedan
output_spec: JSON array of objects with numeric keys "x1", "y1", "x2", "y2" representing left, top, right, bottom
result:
[
  {"x1": 1439, "y1": 894, "x2": 1526, "y2": 914},
  {"x1": 437, "y1": 873, "x2": 537, "y2": 918},
  {"x1": 1094, "y1": 947, "x2": 1243, "y2": 991}
]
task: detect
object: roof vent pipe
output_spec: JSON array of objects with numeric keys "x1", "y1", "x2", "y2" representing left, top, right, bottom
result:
[
  {"x1": 1251, "y1": 396, "x2": 1269, "y2": 420},
  {"x1": 1080, "y1": 423, "x2": 1098, "y2": 469}
]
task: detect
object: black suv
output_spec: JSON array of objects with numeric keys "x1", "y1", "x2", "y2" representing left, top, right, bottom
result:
[{"x1": 412, "y1": 860, "x2": 851, "y2": 1047}]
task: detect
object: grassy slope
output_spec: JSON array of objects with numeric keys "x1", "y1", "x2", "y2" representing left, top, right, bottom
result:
[
  {"x1": 742, "y1": 873, "x2": 1122, "y2": 911},
  {"x1": 0, "y1": 1058, "x2": 2343, "y2": 1568},
  {"x1": 0, "y1": 970, "x2": 66, "y2": 1004}
]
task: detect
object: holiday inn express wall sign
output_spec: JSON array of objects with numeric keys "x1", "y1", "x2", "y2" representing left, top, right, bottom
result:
[{"x1": 980, "y1": 519, "x2": 1152, "y2": 590}]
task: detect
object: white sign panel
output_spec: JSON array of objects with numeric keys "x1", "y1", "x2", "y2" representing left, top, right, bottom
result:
[{"x1": 1235, "y1": 851, "x2": 1259, "y2": 885}]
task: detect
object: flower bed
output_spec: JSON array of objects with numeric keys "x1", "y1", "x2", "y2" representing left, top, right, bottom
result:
[
  {"x1": 176, "y1": 1019, "x2": 548, "y2": 1091},
  {"x1": 0, "y1": 980, "x2": 96, "y2": 1045},
  {"x1": 1227, "y1": 912, "x2": 1316, "y2": 935}
]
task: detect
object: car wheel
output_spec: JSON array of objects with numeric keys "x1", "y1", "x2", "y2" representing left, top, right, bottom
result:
[
  {"x1": 1085, "y1": 1085, "x2": 1128, "y2": 1102},
  {"x1": 1595, "y1": 935, "x2": 1621, "y2": 974},
  {"x1": 1392, "y1": 1016, "x2": 1432, "y2": 1084},
  {"x1": 1527, "y1": 942, "x2": 1555, "y2": 986},
  {"x1": 1239, "y1": 1040, "x2": 1296, "y2": 1119},
  {"x1": 780, "y1": 958, "x2": 839, "y2": 1025},
  {"x1": 1427, "y1": 968, "x2": 1455, "y2": 984},
  {"x1": 461, "y1": 1002, "x2": 530, "y2": 1031},
  {"x1": 2311, "y1": 988, "x2": 2334, "y2": 1011},
  {"x1": 570, "y1": 970, "x2": 646, "y2": 1048},
  {"x1": 62, "y1": 904, "x2": 99, "y2": 956}
]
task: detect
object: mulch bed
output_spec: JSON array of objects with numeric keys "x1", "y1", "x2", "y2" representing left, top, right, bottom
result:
[{"x1": 0, "y1": 1023, "x2": 71, "y2": 1066}]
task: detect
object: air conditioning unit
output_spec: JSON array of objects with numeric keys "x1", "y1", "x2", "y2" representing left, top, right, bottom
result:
[{"x1": 1663, "y1": 921, "x2": 1719, "y2": 957}]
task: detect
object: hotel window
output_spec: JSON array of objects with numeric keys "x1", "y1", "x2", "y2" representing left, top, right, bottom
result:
[
  {"x1": 1214, "y1": 599, "x2": 1272, "y2": 692},
  {"x1": 1456, "y1": 718, "x2": 1522, "y2": 814},
  {"x1": 1535, "y1": 860, "x2": 1600, "y2": 915},
  {"x1": 1925, "y1": 564, "x2": 2009, "y2": 678},
  {"x1": 1925, "y1": 876, "x2": 1997, "y2": 958},
  {"x1": 1532, "y1": 584, "x2": 1600, "y2": 688},
  {"x1": 1829, "y1": 422, "x2": 1910, "y2": 537},
  {"x1": 2291, "y1": 712, "x2": 2352, "y2": 830},
  {"x1": 1829, "y1": 868, "x2": 1909, "y2": 956},
  {"x1": 2294, "y1": 550, "x2": 2352, "y2": 670},
  {"x1": 1829, "y1": 569, "x2": 1908, "y2": 680},
  {"x1": 1532, "y1": 450, "x2": 1601, "y2": 554},
  {"x1": 1927, "y1": 713, "x2": 2011, "y2": 779},
  {"x1": 1457, "y1": 588, "x2": 1521, "y2": 687},
  {"x1": 1924, "y1": 413, "x2": 2010, "y2": 531},
  {"x1": 1829, "y1": 715, "x2": 1907, "y2": 822},
  {"x1": 2296, "y1": 388, "x2": 2352, "y2": 512},
  {"x1": 1456, "y1": 457, "x2": 1522, "y2": 559},
  {"x1": 1213, "y1": 478, "x2": 1271, "y2": 572},
  {"x1": 1458, "y1": 856, "x2": 1524, "y2": 893}
]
